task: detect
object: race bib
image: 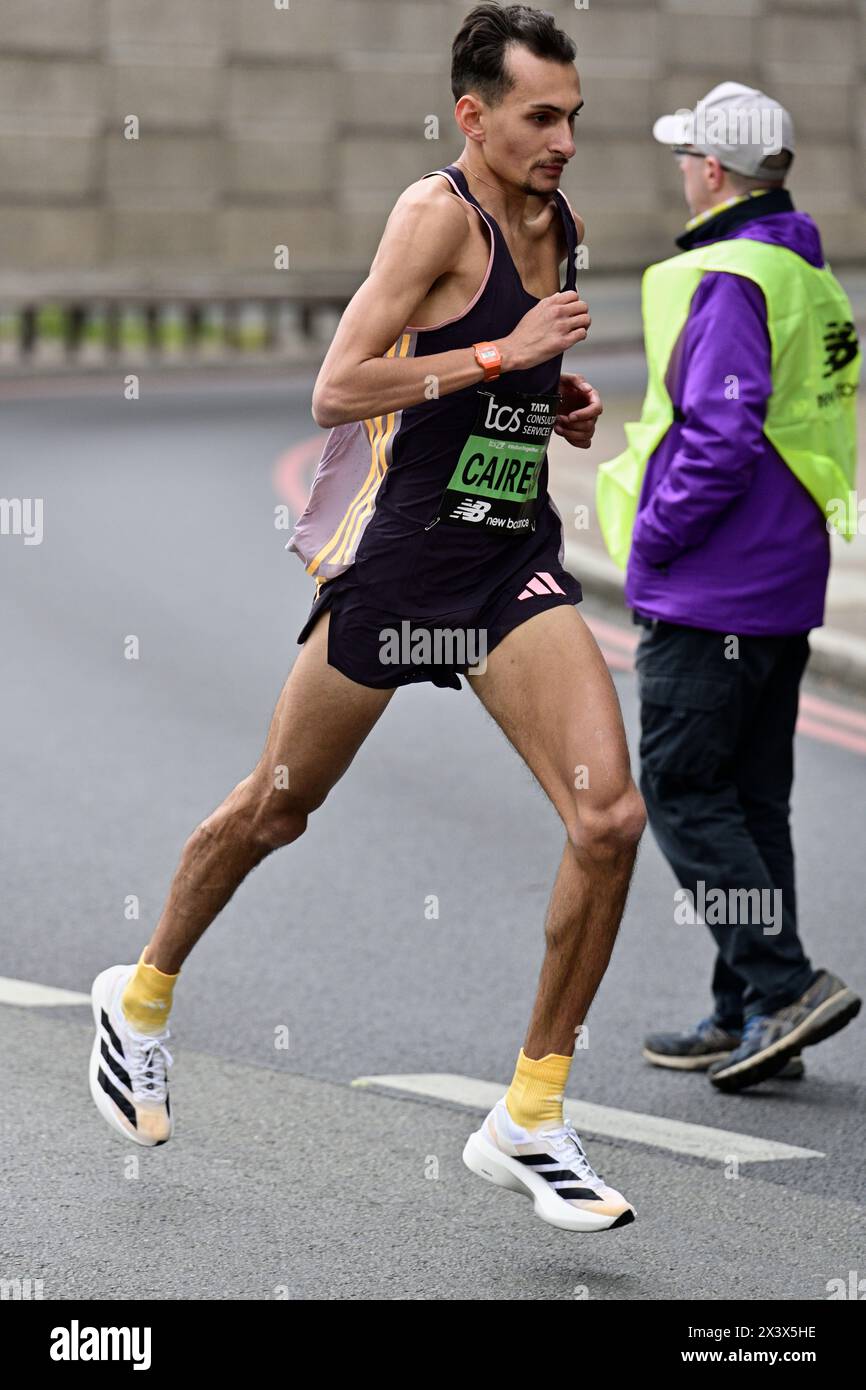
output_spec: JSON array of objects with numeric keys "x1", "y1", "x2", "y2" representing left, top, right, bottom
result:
[{"x1": 434, "y1": 388, "x2": 560, "y2": 538}]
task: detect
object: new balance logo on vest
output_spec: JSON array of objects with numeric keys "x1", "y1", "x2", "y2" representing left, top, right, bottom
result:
[{"x1": 517, "y1": 571, "x2": 567, "y2": 600}]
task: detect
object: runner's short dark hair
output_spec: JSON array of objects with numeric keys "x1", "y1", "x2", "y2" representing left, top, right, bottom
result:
[{"x1": 452, "y1": 4, "x2": 577, "y2": 106}]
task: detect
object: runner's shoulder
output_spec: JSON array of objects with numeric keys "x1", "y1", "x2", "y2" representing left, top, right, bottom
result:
[
  {"x1": 378, "y1": 174, "x2": 472, "y2": 268},
  {"x1": 398, "y1": 171, "x2": 472, "y2": 223}
]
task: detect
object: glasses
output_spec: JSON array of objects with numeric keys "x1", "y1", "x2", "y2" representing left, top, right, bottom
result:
[{"x1": 672, "y1": 147, "x2": 732, "y2": 171}]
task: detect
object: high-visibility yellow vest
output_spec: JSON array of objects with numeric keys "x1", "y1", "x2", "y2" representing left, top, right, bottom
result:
[{"x1": 596, "y1": 238, "x2": 861, "y2": 568}]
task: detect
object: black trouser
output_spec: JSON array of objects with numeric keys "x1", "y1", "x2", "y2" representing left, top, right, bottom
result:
[{"x1": 636, "y1": 620, "x2": 816, "y2": 1024}]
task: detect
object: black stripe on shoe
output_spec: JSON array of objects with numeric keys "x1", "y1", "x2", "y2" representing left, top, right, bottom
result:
[
  {"x1": 98, "y1": 1067, "x2": 137, "y2": 1127},
  {"x1": 100, "y1": 1007, "x2": 125, "y2": 1058},
  {"x1": 100, "y1": 1036, "x2": 132, "y2": 1091},
  {"x1": 538, "y1": 1168, "x2": 581, "y2": 1183},
  {"x1": 517, "y1": 1153, "x2": 562, "y2": 1166},
  {"x1": 551, "y1": 1186, "x2": 603, "y2": 1201}
]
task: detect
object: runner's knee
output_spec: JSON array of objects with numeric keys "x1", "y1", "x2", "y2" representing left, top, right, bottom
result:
[
  {"x1": 200, "y1": 776, "x2": 323, "y2": 855},
  {"x1": 249, "y1": 796, "x2": 311, "y2": 851},
  {"x1": 566, "y1": 783, "x2": 646, "y2": 861},
  {"x1": 245, "y1": 779, "x2": 332, "y2": 850}
]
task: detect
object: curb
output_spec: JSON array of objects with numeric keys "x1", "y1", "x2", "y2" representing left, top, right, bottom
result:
[
  {"x1": 565, "y1": 539, "x2": 866, "y2": 696},
  {"x1": 0, "y1": 353, "x2": 321, "y2": 381}
]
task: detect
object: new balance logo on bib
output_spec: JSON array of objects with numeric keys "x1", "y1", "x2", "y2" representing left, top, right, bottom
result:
[{"x1": 449, "y1": 498, "x2": 492, "y2": 523}]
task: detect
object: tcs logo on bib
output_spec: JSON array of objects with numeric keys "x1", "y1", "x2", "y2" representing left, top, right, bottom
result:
[{"x1": 483, "y1": 397, "x2": 525, "y2": 433}]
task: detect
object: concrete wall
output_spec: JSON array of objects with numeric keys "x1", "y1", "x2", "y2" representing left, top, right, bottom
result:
[{"x1": 0, "y1": 0, "x2": 864, "y2": 278}]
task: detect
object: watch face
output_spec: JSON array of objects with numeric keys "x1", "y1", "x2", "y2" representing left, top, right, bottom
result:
[{"x1": 480, "y1": 348, "x2": 496, "y2": 362}]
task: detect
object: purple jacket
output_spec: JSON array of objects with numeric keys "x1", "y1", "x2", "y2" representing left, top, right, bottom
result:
[{"x1": 626, "y1": 189, "x2": 830, "y2": 635}]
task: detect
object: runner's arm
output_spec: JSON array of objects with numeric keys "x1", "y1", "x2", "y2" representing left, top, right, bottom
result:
[{"x1": 312, "y1": 185, "x2": 504, "y2": 427}]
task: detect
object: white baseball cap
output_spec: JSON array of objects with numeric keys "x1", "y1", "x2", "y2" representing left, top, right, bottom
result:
[{"x1": 653, "y1": 81, "x2": 795, "y2": 180}]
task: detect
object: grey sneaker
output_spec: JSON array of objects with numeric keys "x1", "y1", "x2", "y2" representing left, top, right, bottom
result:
[
  {"x1": 644, "y1": 1018, "x2": 805, "y2": 1077},
  {"x1": 643, "y1": 1017, "x2": 742, "y2": 1071},
  {"x1": 709, "y1": 969, "x2": 861, "y2": 1093},
  {"x1": 780, "y1": 1053, "x2": 805, "y2": 1080}
]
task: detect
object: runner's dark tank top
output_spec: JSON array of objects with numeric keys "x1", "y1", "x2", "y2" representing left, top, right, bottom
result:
[{"x1": 288, "y1": 162, "x2": 580, "y2": 609}]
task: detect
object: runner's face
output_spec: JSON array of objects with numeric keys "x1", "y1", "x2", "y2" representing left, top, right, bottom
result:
[{"x1": 488, "y1": 46, "x2": 581, "y2": 195}]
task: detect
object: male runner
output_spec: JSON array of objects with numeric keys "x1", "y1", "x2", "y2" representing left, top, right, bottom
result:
[{"x1": 89, "y1": 3, "x2": 645, "y2": 1233}]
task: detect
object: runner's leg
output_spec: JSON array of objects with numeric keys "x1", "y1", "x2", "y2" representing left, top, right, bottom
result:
[
  {"x1": 468, "y1": 605, "x2": 645, "y2": 1058},
  {"x1": 144, "y1": 611, "x2": 395, "y2": 974}
]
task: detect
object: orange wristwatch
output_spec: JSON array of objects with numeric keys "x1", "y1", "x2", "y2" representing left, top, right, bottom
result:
[{"x1": 473, "y1": 341, "x2": 502, "y2": 381}]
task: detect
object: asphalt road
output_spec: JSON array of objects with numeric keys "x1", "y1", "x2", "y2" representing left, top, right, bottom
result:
[{"x1": 2, "y1": 368, "x2": 864, "y2": 1301}]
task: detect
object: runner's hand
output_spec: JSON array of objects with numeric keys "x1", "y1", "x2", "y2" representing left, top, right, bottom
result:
[
  {"x1": 553, "y1": 373, "x2": 602, "y2": 449},
  {"x1": 502, "y1": 292, "x2": 590, "y2": 371}
]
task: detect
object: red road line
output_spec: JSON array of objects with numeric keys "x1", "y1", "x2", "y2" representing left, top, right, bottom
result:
[
  {"x1": 799, "y1": 690, "x2": 866, "y2": 732},
  {"x1": 587, "y1": 615, "x2": 639, "y2": 652},
  {"x1": 795, "y1": 716, "x2": 866, "y2": 757},
  {"x1": 597, "y1": 646, "x2": 634, "y2": 673}
]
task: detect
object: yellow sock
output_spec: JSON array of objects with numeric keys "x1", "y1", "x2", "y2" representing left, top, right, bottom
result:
[
  {"x1": 504, "y1": 1047, "x2": 573, "y2": 1130},
  {"x1": 121, "y1": 949, "x2": 179, "y2": 1035}
]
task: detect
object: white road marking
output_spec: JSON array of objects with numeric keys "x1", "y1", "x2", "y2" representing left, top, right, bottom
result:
[
  {"x1": 351, "y1": 1072, "x2": 824, "y2": 1163},
  {"x1": 0, "y1": 977, "x2": 90, "y2": 1007}
]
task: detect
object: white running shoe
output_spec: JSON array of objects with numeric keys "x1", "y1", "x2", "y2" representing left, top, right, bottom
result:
[
  {"x1": 89, "y1": 964, "x2": 174, "y2": 1147},
  {"x1": 463, "y1": 1097, "x2": 635, "y2": 1232}
]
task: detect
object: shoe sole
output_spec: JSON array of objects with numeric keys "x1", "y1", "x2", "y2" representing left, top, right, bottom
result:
[
  {"x1": 462, "y1": 1129, "x2": 635, "y2": 1232},
  {"x1": 89, "y1": 965, "x2": 172, "y2": 1148},
  {"x1": 642, "y1": 1046, "x2": 733, "y2": 1071},
  {"x1": 779, "y1": 1058, "x2": 805, "y2": 1080},
  {"x1": 643, "y1": 1047, "x2": 804, "y2": 1077},
  {"x1": 710, "y1": 989, "x2": 861, "y2": 1093}
]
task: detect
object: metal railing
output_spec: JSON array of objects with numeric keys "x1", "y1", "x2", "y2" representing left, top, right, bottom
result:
[{"x1": 0, "y1": 272, "x2": 363, "y2": 369}]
